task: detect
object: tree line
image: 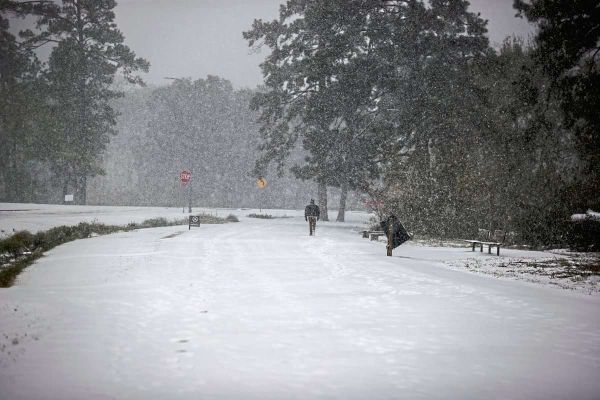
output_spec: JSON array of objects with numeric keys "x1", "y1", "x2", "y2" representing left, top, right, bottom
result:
[
  {"x1": 86, "y1": 76, "x2": 322, "y2": 209},
  {"x1": 244, "y1": 0, "x2": 599, "y2": 246}
]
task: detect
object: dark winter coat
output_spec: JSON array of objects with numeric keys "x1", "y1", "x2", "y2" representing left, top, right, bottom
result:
[
  {"x1": 380, "y1": 215, "x2": 410, "y2": 249},
  {"x1": 305, "y1": 204, "x2": 320, "y2": 220}
]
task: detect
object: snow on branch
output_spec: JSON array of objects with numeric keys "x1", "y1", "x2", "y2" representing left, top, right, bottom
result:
[{"x1": 571, "y1": 209, "x2": 600, "y2": 222}]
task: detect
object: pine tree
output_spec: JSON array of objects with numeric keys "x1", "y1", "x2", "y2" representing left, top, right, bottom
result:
[
  {"x1": 515, "y1": 0, "x2": 600, "y2": 211},
  {"x1": 245, "y1": 1, "x2": 403, "y2": 222},
  {"x1": 470, "y1": 37, "x2": 575, "y2": 243},
  {"x1": 377, "y1": 0, "x2": 490, "y2": 236},
  {"x1": 0, "y1": 0, "x2": 53, "y2": 201},
  {"x1": 28, "y1": 0, "x2": 149, "y2": 204}
]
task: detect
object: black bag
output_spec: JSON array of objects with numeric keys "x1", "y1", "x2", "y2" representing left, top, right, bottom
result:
[{"x1": 381, "y1": 215, "x2": 410, "y2": 249}]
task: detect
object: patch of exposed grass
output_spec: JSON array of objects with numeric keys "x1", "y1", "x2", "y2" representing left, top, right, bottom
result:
[
  {"x1": 127, "y1": 217, "x2": 190, "y2": 229},
  {"x1": 246, "y1": 213, "x2": 293, "y2": 219},
  {"x1": 225, "y1": 214, "x2": 239, "y2": 222},
  {"x1": 0, "y1": 231, "x2": 34, "y2": 257},
  {"x1": 191, "y1": 213, "x2": 229, "y2": 224},
  {"x1": 518, "y1": 258, "x2": 600, "y2": 278},
  {"x1": 247, "y1": 213, "x2": 274, "y2": 219},
  {"x1": 457, "y1": 255, "x2": 600, "y2": 293},
  {"x1": 0, "y1": 254, "x2": 41, "y2": 287},
  {"x1": 139, "y1": 217, "x2": 170, "y2": 227}
]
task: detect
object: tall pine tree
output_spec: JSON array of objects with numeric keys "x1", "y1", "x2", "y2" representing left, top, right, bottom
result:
[
  {"x1": 515, "y1": 0, "x2": 600, "y2": 211},
  {"x1": 245, "y1": 1, "x2": 405, "y2": 221},
  {"x1": 28, "y1": 0, "x2": 148, "y2": 204},
  {"x1": 377, "y1": 0, "x2": 490, "y2": 236},
  {"x1": 0, "y1": 0, "x2": 53, "y2": 201}
]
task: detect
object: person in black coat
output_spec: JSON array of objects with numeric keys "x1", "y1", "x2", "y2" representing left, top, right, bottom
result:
[
  {"x1": 305, "y1": 199, "x2": 320, "y2": 235},
  {"x1": 381, "y1": 214, "x2": 410, "y2": 256}
]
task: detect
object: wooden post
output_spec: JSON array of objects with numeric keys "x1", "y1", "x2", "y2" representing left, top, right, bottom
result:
[{"x1": 387, "y1": 226, "x2": 392, "y2": 257}]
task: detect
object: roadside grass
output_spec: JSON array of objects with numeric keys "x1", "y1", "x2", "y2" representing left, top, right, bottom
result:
[
  {"x1": 449, "y1": 252, "x2": 600, "y2": 294},
  {"x1": 247, "y1": 213, "x2": 274, "y2": 219},
  {"x1": 189, "y1": 213, "x2": 235, "y2": 224},
  {"x1": 0, "y1": 215, "x2": 231, "y2": 288},
  {"x1": 0, "y1": 231, "x2": 35, "y2": 256},
  {"x1": 0, "y1": 254, "x2": 42, "y2": 288},
  {"x1": 507, "y1": 258, "x2": 600, "y2": 279},
  {"x1": 225, "y1": 214, "x2": 239, "y2": 222}
]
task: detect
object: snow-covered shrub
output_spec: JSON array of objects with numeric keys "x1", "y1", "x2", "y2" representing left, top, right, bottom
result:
[
  {"x1": 569, "y1": 211, "x2": 600, "y2": 251},
  {"x1": 141, "y1": 217, "x2": 169, "y2": 228},
  {"x1": 0, "y1": 231, "x2": 33, "y2": 257},
  {"x1": 247, "y1": 213, "x2": 273, "y2": 219},
  {"x1": 225, "y1": 214, "x2": 239, "y2": 222}
]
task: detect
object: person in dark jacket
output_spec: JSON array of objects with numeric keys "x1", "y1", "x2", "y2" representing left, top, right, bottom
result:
[
  {"x1": 381, "y1": 214, "x2": 410, "y2": 256},
  {"x1": 304, "y1": 199, "x2": 320, "y2": 236}
]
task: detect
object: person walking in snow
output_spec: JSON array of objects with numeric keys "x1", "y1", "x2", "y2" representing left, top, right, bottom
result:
[
  {"x1": 381, "y1": 214, "x2": 411, "y2": 256},
  {"x1": 304, "y1": 199, "x2": 320, "y2": 236}
]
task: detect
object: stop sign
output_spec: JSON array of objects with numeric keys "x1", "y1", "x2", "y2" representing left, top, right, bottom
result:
[{"x1": 180, "y1": 170, "x2": 191, "y2": 184}]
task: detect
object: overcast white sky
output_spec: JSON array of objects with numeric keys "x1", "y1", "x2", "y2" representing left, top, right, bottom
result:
[{"x1": 13, "y1": 0, "x2": 536, "y2": 88}]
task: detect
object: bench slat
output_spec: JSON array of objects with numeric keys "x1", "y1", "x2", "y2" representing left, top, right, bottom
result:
[
  {"x1": 361, "y1": 230, "x2": 384, "y2": 238},
  {"x1": 370, "y1": 232, "x2": 386, "y2": 241}
]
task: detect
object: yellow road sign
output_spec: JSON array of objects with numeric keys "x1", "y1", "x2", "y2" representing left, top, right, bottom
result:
[{"x1": 257, "y1": 177, "x2": 267, "y2": 189}]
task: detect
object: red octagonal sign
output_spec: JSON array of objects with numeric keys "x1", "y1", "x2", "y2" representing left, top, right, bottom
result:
[{"x1": 180, "y1": 170, "x2": 191, "y2": 184}]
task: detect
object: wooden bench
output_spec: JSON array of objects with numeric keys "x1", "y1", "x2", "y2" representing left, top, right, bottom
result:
[
  {"x1": 369, "y1": 231, "x2": 386, "y2": 241},
  {"x1": 359, "y1": 230, "x2": 386, "y2": 241},
  {"x1": 464, "y1": 228, "x2": 489, "y2": 252},
  {"x1": 464, "y1": 229, "x2": 505, "y2": 256}
]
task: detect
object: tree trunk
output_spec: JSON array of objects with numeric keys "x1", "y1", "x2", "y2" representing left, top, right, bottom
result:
[
  {"x1": 9, "y1": 141, "x2": 18, "y2": 202},
  {"x1": 336, "y1": 180, "x2": 348, "y2": 222},
  {"x1": 72, "y1": 174, "x2": 87, "y2": 205},
  {"x1": 62, "y1": 176, "x2": 69, "y2": 205},
  {"x1": 318, "y1": 181, "x2": 329, "y2": 221},
  {"x1": 80, "y1": 175, "x2": 87, "y2": 205},
  {"x1": 75, "y1": 0, "x2": 87, "y2": 206}
]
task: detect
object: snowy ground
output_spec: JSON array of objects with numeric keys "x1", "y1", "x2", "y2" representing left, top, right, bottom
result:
[
  {"x1": 1, "y1": 204, "x2": 599, "y2": 399},
  {"x1": 444, "y1": 251, "x2": 600, "y2": 295}
]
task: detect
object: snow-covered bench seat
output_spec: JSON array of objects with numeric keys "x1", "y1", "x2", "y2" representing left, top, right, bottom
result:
[
  {"x1": 359, "y1": 230, "x2": 386, "y2": 240},
  {"x1": 369, "y1": 231, "x2": 386, "y2": 241},
  {"x1": 464, "y1": 229, "x2": 505, "y2": 256}
]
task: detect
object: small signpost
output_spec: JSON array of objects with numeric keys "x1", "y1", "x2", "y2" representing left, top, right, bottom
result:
[
  {"x1": 189, "y1": 215, "x2": 201, "y2": 230},
  {"x1": 64, "y1": 194, "x2": 74, "y2": 203}
]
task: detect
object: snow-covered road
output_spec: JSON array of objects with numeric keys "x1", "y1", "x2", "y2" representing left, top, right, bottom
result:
[{"x1": 1, "y1": 215, "x2": 599, "y2": 399}]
